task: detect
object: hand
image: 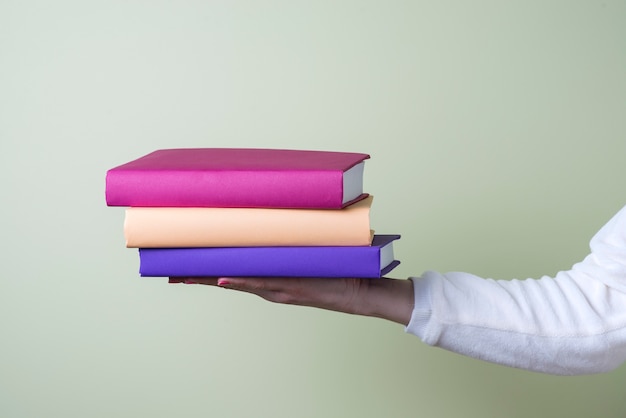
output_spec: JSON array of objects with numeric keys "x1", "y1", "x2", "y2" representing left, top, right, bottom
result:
[{"x1": 169, "y1": 276, "x2": 414, "y2": 326}]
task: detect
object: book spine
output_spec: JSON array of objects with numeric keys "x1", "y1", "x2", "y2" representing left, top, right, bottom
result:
[
  {"x1": 106, "y1": 169, "x2": 350, "y2": 208},
  {"x1": 124, "y1": 197, "x2": 373, "y2": 248},
  {"x1": 138, "y1": 246, "x2": 385, "y2": 278}
]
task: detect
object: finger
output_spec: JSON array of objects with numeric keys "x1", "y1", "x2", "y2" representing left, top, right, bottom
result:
[
  {"x1": 214, "y1": 277, "x2": 356, "y2": 307},
  {"x1": 192, "y1": 277, "x2": 305, "y2": 304},
  {"x1": 169, "y1": 277, "x2": 220, "y2": 286}
]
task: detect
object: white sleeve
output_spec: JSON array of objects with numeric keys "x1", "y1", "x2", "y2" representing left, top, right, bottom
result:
[{"x1": 405, "y1": 204, "x2": 626, "y2": 375}]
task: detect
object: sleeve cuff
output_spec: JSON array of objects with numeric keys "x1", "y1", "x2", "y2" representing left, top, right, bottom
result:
[{"x1": 405, "y1": 275, "x2": 434, "y2": 340}]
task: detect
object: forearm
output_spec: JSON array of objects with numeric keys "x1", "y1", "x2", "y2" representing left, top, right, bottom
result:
[
  {"x1": 407, "y1": 268, "x2": 626, "y2": 375},
  {"x1": 406, "y1": 204, "x2": 626, "y2": 375}
]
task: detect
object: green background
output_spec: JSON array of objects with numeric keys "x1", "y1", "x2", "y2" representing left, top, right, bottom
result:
[{"x1": 2, "y1": 1, "x2": 626, "y2": 417}]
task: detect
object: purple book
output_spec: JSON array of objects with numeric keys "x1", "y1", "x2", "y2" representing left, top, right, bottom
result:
[{"x1": 139, "y1": 235, "x2": 401, "y2": 278}]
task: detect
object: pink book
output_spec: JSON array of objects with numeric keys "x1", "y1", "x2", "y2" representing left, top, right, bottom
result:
[{"x1": 105, "y1": 148, "x2": 370, "y2": 209}]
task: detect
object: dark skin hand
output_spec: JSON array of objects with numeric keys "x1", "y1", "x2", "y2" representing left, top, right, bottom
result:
[{"x1": 170, "y1": 276, "x2": 415, "y2": 326}]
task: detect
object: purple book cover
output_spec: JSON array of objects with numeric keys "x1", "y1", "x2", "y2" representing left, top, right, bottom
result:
[
  {"x1": 106, "y1": 148, "x2": 370, "y2": 209},
  {"x1": 139, "y1": 235, "x2": 400, "y2": 278}
]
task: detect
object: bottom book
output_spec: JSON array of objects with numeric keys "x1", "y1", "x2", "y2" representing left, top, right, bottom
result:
[{"x1": 139, "y1": 235, "x2": 401, "y2": 278}]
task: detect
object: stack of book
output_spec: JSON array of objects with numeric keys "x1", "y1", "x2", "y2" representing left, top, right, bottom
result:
[{"x1": 105, "y1": 148, "x2": 401, "y2": 278}]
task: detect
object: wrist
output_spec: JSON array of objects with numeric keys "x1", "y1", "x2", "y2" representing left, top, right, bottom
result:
[{"x1": 359, "y1": 278, "x2": 414, "y2": 325}]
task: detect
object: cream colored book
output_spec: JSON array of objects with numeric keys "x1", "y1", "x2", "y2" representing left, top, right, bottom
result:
[{"x1": 124, "y1": 196, "x2": 374, "y2": 248}]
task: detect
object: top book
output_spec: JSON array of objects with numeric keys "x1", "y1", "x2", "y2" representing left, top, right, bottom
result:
[{"x1": 105, "y1": 148, "x2": 370, "y2": 208}]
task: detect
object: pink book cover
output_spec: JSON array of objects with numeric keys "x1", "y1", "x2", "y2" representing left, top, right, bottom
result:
[{"x1": 105, "y1": 148, "x2": 370, "y2": 209}]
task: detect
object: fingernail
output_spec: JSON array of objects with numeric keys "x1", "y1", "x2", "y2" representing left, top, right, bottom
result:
[
  {"x1": 184, "y1": 279, "x2": 199, "y2": 285},
  {"x1": 217, "y1": 278, "x2": 230, "y2": 286}
]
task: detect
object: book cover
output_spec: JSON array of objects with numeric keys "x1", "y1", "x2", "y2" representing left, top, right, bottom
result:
[
  {"x1": 124, "y1": 196, "x2": 375, "y2": 248},
  {"x1": 106, "y1": 148, "x2": 370, "y2": 209},
  {"x1": 138, "y1": 235, "x2": 401, "y2": 278}
]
